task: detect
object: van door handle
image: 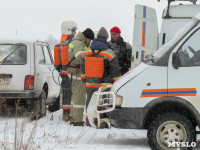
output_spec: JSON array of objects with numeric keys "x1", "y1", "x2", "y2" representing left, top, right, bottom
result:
[{"x1": 147, "y1": 83, "x2": 151, "y2": 86}]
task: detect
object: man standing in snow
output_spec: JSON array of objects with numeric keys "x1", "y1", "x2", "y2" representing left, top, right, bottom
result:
[
  {"x1": 81, "y1": 27, "x2": 121, "y2": 126},
  {"x1": 49, "y1": 21, "x2": 77, "y2": 122},
  {"x1": 68, "y1": 28, "x2": 94, "y2": 126},
  {"x1": 109, "y1": 26, "x2": 132, "y2": 75}
]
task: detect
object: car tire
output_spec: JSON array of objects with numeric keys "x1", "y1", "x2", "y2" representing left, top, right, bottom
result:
[
  {"x1": 47, "y1": 89, "x2": 62, "y2": 112},
  {"x1": 32, "y1": 89, "x2": 47, "y2": 120},
  {"x1": 147, "y1": 112, "x2": 196, "y2": 150}
]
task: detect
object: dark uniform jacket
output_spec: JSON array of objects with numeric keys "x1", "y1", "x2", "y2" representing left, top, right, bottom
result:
[
  {"x1": 81, "y1": 37, "x2": 121, "y2": 88},
  {"x1": 109, "y1": 36, "x2": 132, "y2": 75}
]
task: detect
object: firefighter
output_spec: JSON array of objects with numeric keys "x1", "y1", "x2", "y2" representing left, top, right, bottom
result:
[
  {"x1": 68, "y1": 28, "x2": 94, "y2": 126},
  {"x1": 53, "y1": 21, "x2": 77, "y2": 121},
  {"x1": 109, "y1": 26, "x2": 132, "y2": 75},
  {"x1": 81, "y1": 27, "x2": 121, "y2": 126}
]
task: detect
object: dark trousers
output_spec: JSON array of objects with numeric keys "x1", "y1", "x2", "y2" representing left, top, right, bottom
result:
[
  {"x1": 85, "y1": 87, "x2": 98, "y2": 112},
  {"x1": 61, "y1": 74, "x2": 72, "y2": 114}
]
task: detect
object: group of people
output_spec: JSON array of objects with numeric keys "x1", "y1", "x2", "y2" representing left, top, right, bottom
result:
[{"x1": 54, "y1": 21, "x2": 132, "y2": 126}]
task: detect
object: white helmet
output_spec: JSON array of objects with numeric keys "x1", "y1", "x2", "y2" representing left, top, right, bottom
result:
[{"x1": 61, "y1": 21, "x2": 78, "y2": 35}]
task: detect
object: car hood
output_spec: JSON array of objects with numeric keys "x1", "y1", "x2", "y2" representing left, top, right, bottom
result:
[{"x1": 111, "y1": 63, "x2": 151, "y2": 93}]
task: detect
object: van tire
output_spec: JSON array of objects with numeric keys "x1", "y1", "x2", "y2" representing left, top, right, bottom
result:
[
  {"x1": 147, "y1": 112, "x2": 196, "y2": 150},
  {"x1": 32, "y1": 89, "x2": 47, "y2": 120}
]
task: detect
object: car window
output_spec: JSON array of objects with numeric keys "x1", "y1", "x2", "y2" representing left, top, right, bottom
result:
[
  {"x1": 35, "y1": 44, "x2": 45, "y2": 64},
  {"x1": 0, "y1": 44, "x2": 27, "y2": 65},
  {"x1": 178, "y1": 29, "x2": 200, "y2": 67},
  {"x1": 43, "y1": 45, "x2": 52, "y2": 64}
]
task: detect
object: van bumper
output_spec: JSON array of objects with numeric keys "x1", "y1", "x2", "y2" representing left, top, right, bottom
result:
[
  {"x1": 0, "y1": 92, "x2": 40, "y2": 98},
  {"x1": 110, "y1": 107, "x2": 149, "y2": 129}
]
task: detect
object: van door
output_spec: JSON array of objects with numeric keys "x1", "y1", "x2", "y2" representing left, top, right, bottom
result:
[
  {"x1": 0, "y1": 43, "x2": 31, "y2": 91},
  {"x1": 132, "y1": 4, "x2": 158, "y2": 68},
  {"x1": 168, "y1": 26, "x2": 200, "y2": 103}
]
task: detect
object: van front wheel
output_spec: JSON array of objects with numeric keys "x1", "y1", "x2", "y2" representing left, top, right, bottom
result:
[{"x1": 147, "y1": 112, "x2": 196, "y2": 150}]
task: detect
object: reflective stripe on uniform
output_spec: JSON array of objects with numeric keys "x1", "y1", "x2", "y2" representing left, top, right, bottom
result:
[
  {"x1": 85, "y1": 82, "x2": 112, "y2": 88},
  {"x1": 83, "y1": 46, "x2": 87, "y2": 50},
  {"x1": 113, "y1": 76, "x2": 120, "y2": 82},
  {"x1": 63, "y1": 105, "x2": 71, "y2": 110},
  {"x1": 69, "y1": 43, "x2": 74, "y2": 49},
  {"x1": 72, "y1": 76, "x2": 81, "y2": 80},
  {"x1": 81, "y1": 74, "x2": 86, "y2": 79},
  {"x1": 73, "y1": 105, "x2": 85, "y2": 108},
  {"x1": 82, "y1": 50, "x2": 114, "y2": 60},
  {"x1": 68, "y1": 73, "x2": 81, "y2": 80},
  {"x1": 61, "y1": 70, "x2": 68, "y2": 75}
]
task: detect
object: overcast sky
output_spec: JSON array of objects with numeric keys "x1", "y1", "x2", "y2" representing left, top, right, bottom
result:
[{"x1": 0, "y1": 0, "x2": 199, "y2": 43}]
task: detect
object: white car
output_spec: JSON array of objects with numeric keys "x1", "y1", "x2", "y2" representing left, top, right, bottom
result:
[{"x1": 0, "y1": 40, "x2": 61, "y2": 118}]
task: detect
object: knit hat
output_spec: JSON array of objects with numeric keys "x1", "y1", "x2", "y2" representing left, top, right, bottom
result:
[
  {"x1": 97, "y1": 27, "x2": 109, "y2": 39},
  {"x1": 110, "y1": 26, "x2": 121, "y2": 33},
  {"x1": 82, "y1": 28, "x2": 94, "y2": 40}
]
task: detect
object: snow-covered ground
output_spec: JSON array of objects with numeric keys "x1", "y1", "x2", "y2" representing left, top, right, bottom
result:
[{"x1": 0, "y1": 110, "x2": 200, "y2": 150}]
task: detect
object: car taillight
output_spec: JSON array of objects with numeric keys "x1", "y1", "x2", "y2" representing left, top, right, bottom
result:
[{"x1": 24, "y1": 75, "x2": 34, "y2": 90}]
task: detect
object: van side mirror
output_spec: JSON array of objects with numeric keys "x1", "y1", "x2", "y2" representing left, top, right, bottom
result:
[{"x1": 172, "y1": 52, "x2": 181, "y2": 69}]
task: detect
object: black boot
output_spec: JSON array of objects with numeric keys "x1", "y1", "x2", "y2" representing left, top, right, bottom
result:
[
  {"x1": 85, "y1": 118, "x2": 91, "y2": 127},
  {"x1": 72, "y1": 122, "x2": 84, "y2": 126}
]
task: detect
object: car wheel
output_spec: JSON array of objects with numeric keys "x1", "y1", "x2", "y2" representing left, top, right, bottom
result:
[
  {"x1": 147, "y1": 112, "x2": 196, "y2": 150},
  {"x1": 32, "y1": 89, "x2": 46, "y2": 120},
  {"x1": 40, "y1": 89, "x2": 47, "y2": 117}
]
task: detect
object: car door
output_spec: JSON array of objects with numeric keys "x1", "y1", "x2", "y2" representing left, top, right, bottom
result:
[
  {"x1": 168, "y1": 25, "x2": 200, "y2": 112},
  {"x1": 35, "y1": 42, "x2": 60, "y2": 102},
  {"x1": 42, "y1": 43, "x2": 60, "y2": 99}
]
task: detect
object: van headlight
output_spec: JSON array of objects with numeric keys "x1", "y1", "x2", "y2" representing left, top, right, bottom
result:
[{"x1": 115, "y1": 95, "x2": 123, "y2": 107}]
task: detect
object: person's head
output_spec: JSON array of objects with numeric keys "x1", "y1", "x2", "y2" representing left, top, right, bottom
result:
[
  {"x1": 97, "y1": 27, "x2": 109, "y2": 41},
  {"x1": 110, "y1": 26, "x2": 121, "y2": 42},
  {"x1": 61, "y1": 21, "x2": 78, "y2": 38},
  {"x1": 82, "y1": 28, "x2": 94, "y2": 45}
]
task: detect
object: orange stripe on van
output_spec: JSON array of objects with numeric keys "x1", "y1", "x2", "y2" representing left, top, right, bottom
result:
[
  {"x1": 143, "y1": 6, "x2": 147, "y2": 18},
  {"x1": 140, "y1": 50, "x2": 145, "y2": 62},
  {"x1": 168, "y1": 88, "x2": 196, "y2": 91},
  {"x1": 141, "y1": 88, "x2": 197, "y2": 98}
]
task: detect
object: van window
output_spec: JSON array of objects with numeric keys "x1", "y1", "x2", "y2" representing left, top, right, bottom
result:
[
  {"x1": 43, "y1": 45, "x2": 52, "y2": 64},
  {"x1": 0, "y1": 44, "x2": 27, "y2": 65},
  {"x1": 35, "y1": 45, "x2": 45, "y2": 64},
  {"x1": 178, "y1": 29, "x2": 200, "y2": 67}
]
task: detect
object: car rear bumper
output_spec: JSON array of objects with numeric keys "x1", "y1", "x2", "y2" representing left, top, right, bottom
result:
[{"x1": 0, "y1": 92, "x2": 40, "y2": 98}]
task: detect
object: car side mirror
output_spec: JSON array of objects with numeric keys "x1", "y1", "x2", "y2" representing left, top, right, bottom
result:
[{"x1": 172, "y1": 52, "x2": 181, "y2": 69}]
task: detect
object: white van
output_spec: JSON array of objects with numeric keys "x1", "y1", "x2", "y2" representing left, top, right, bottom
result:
[
  {"x1": 87, "y1": 9, "x2": 200, "y2": 150},
  {"x1": 0, "y1": 40, "x2": 60, "y2": 117},
  {"x1": 132, "y1": 1, "x2": 200, "y2": 68}
]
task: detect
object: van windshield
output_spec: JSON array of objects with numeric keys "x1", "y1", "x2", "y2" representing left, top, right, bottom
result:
[
  {"x1": 143, "y1": 17, "x2": 198, "y2": 66},
  {"x1": 0, "y1": 44, "x2": 27, "y2": 65}
]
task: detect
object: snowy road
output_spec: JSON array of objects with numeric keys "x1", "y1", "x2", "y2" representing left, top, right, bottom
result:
[{"x1": 0, "y1": 110, "x2": 200, "y2": 150}]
